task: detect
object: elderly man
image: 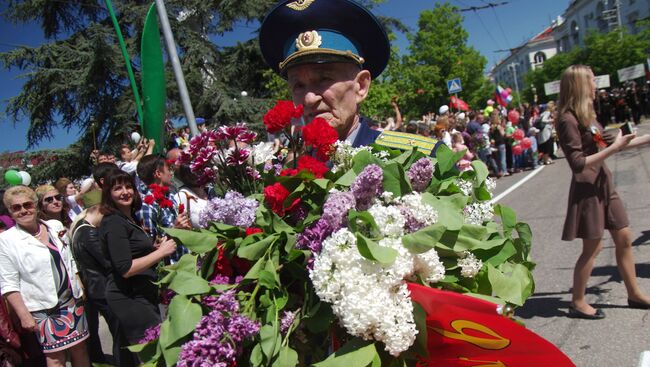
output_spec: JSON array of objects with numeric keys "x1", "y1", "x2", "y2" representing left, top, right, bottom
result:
[{"x1": 259, "y1": 0, "x2": 390, "y2": 148}]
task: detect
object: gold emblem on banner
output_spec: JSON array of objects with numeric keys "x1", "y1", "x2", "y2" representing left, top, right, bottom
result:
[
  {"x1": 296, "y1": 30, "x2": 322, "y2": 51},
  {"x1": 286, "y1": 0, "x2": 315, "y2": 11}
]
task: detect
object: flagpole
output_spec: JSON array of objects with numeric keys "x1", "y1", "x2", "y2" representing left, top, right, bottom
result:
[
  {"x1": 104, "y1": 0, "x2": 144, "y2": 126},
  {"x1": 154, "y1": 0, "x2": 199, "y2": 137}
]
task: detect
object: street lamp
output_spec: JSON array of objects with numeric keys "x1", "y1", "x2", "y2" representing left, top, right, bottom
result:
[{"x1": 507, "y1": 62, "x2": 521, "y2": 107}]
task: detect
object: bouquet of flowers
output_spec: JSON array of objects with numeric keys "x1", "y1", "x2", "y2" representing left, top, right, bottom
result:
[{"x1": 132, "y1": 101, "x2": 535, "y2": 367}]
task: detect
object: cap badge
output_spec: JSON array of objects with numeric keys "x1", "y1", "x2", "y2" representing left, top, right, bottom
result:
[
  {"x1": 296, "y1": 30, "x2": 322, "y2": 51},
  {"x1": 286, "y1": 0, "x2": 316, "y2": 11}
]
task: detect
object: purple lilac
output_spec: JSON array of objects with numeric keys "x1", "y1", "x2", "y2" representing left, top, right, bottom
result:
[
  {"x1": 177, "y1": 295, "x2": 260, "y2": 367},
  {"x1": 321, "y1": 191, "x2": 355, "y2": 230},
  {"x1": 199, "y1": 191, "x2": 258, "y2": 228},
  {"x1": 280, "y1": 310, "x2": 297, "y2": 335},
  {"x1": 400, "y1": 206, "x2": 425, "y2": 233},
  {"x1": 407, "y1": 158, "x2": 433, "y2": 192},
  {"x1": 351, "y1": 164, "x2": 383, "y2": 211},
  {"x1": 296, "y1": 219, "x2": 334, "y2": 268},
  {"x1": 138, "y1": 324, "x2": 161, "y2": 344}
]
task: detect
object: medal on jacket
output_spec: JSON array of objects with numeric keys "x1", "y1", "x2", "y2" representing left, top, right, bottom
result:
[{"x1": 590, "y1": 123, "x2": 606, "y2": 149}]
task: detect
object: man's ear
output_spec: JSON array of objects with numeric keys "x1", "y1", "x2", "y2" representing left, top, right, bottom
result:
[{"x1": 355, "y1": 69, "x2": 372, "y2": 104}]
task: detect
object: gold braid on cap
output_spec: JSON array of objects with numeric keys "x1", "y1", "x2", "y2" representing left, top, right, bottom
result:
[{"x1": 286, "y1": 0, "x2": 316, "y2": 11}]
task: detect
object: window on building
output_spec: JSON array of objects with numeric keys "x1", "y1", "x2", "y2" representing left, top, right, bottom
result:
[
  {"x1": 533, "y1": 52, "x2": 546, "y2": 64},
  {"x1": 571, "y1": 20, "x2": 579, "y2": 45}
]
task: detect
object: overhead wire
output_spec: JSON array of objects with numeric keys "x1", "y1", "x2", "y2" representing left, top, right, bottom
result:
[{"x1": 482, "y1": 0, "x2": 512, "y2": 49}]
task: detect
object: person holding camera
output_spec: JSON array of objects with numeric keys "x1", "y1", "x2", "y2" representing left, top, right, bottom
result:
[{"x1": 557, "y1": 65, "x2": 650, "y2": 319}]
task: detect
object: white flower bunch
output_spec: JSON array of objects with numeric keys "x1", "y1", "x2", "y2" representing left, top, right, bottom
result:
[
  {"x1": 456, "y1": 178, "x2": 473, "y2": 196},
  {"x1": 368, "y1": 204, "x2": 405, "y2": 238},
  {"x1": 463, "y1": 202, "x2": 494, "y2": 225},
  {"x1": 248, "y1": 141, "x2": 276, "y2": 165},
  {"x1": 330, "y1": 141, "x2": 372, "y2": 173},
  {"x1": 458, "y1": 251, "x2": 483, "y2": 278},
  {"x1": 397, "y1": 193, "x2": 438, "y2": 228}
]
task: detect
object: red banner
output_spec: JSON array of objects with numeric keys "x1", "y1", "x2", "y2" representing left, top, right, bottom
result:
[
  {"x1": 408, "y1": 283, "x2": 574, "y2": 367},
  {"x1": 450, "y1": 96, "x2": 469, "y2": 111}
]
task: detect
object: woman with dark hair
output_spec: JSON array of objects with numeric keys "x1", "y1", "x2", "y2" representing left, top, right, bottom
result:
[
  {"x1": 98, "y1": 170, "x2": 176, "y2": 355},
  {"x1": 35, "y1": 185, "x2": 72, "y2": 229},
  {"x1": 173, "y1": 164, "x2": 214, "y2": 228},
  {"x1": 557, "y1": 65, "x2": 650, "y2": 319}
]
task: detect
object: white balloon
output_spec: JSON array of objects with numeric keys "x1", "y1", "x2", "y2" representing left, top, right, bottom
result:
[
  {"x1": 81, "y1": 178, "x2": 95, "y2": 192},
  {"x1": 240, "y1": 91, "x2": 248, "y2": 97},
  {"x1": 18, "y1": 171, "x2": 31, "y2": 186},
  {"x1": 131, "y1": 132, "x2": 141, "y2": 144}
]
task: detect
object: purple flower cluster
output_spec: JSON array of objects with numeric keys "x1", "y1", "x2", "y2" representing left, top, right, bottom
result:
[
  {"x1": 138, "y1": 323, "x2": 161, "y2": 344},
  {"x1": 321, "y1": 191, "x2": 356, "y2": 229},
  {"x1": 351, "y1": 164, "x2": 383, "y2": 210},
  {"x1": 407, "y1": 158, "x2": 433, "y2": 192},
  {"x1": 400, "y1": 206, "x2": 426, "y2": 233},
  {"x1": 177, "y1": 290, "x2": 260, "y2": 367},
  {"x1": 199, "y1": 191, "x2": 258, "y2": 228},
  {"x1": 280, "y1": 310, "x2": 297, "y2": 335},
  {"x1": 296, "y1": 219, "x2": 334, "y2": 262}
]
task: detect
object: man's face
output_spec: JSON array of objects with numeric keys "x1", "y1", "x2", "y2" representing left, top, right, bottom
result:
[
  {"x1": 156, "y1": 163, "x2": 174, "y2": 186},
  {"x1": 120, "y1": 147, "x2": 132, "y2": 162},
  {"x1": 287, "y1": 63, "x2": 369, "y2": 138}
]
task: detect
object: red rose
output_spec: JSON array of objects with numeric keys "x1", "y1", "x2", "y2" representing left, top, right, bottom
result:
[
  {"x1": 302, "y1": 117, "x2": 338, "y2": 161},
  {"x1": 143, "y1": 195, "x2": 155, "y2": 205},
  {"x1": 297, "y1": 155, "x2": 329, "y2": 178},
  {"x1": 246, "y1": 227, "x2": 263, "y2": 236},
  {"x1": 280, "y1": 168, "x2": 299, "y2": 177},
  {"x1": 263, "y1": 183, "x2": 300, "y2": 216},
  {"x1": 263, "y1": 100, "x2": 303, "y2": 134}
]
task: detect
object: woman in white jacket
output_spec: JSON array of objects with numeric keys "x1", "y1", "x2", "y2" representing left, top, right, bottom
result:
[{"x1": 0, "y1": 185, "x2": 89, "y2": 367}]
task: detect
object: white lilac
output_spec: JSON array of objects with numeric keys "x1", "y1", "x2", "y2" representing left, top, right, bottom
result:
[
  {"x1": 398, "y1": 193, "x2": 438, "y2": 231},
  {"x1": 249, "y1": 141, "x2": 276, "y2": 165},
  {"x1": 413, "y1": 249, "x2": 446, "y2": 284},
  {"x1": 463, "y1": 202, "x2": 493, "y2": 225},
  {"x1": 330, "y1": 141, "x2": 372, "y2": 173},
  {"x1": 458, "y1": 251, "x2": 483, "y2": 278},
  {"x1": 368, "y1": 204, "x2": 405, "y2": 238},
  {"x1": 456, "y1": 178, "x2": 473, "y2": 197}
]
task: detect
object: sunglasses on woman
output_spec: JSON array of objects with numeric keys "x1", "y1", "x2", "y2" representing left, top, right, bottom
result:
[
  {"x1": 43, "y1": 194, "x2": 63, "y2": 204},
  {"x1": 10, "y1": 201, "x2": 35, "y2": 213}
]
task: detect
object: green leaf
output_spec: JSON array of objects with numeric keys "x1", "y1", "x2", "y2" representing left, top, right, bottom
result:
[
  {"x1": 494, "y1": 204, "x2": 517, "y2": 236},
  {"x1": 356, "y1": 233, "x2": 398, "y2": 265},
  {"x1": 471, "y1": 160, "x2": 489, "y2": 185},
  {"x1": 243, "y1": 257, "x2": 266, "y2": 281},
  {"x1": 453, "y1": 224, "x2": 489, "y2": 251},
  {"x1": 273, "y1": 346, "x2": 298, "y2": 367},
  {"x1": 312, "y1": 339, "x2": 378, "y2": 367},
  {"x1": 205, "y1": 222, "x2": 242, "y2": 237},
  {"x1": 312, "y1": 178, "x2": 330, "y2": 190},
  {"x1": 127, "y1": 339, "x2": 160, "y2": 363},
  {"x1": 487, "y1": 263, "x2": 534, "y2": 306},
  {"x1": 483, "y1": 239, "x2": 516, "y2": 266},
  {"x1": 352, "y1": 150, "x2": 384, "y2": 173},
  {"x1": 435, "y1": 144, "x2": 464, "y2": 175},
  {"x1": 422, "y1": 194, "x2": 467, "y2": 230},
  {"x1": 260, "y1": 324, "x2": 281, "y2": 360},
  {"x1": 164, "y1": 228, "x2": 218, "y2": 254},
  {"x1": 411, "y1": 302, "x2": 429, "y2": 358},
  {"x1": 165, "y1": 295, "x2": 202, "y2": 344},
  {"x1": 305, "y1": 302, "x2": 334, "y2": 333},
  {"x1": 401, "y1": 223, "x2": 447, "y2": 254},
  {"x1": 238, "y1": 234, "x2": 278, "y2": 260},
  {"x1": 250, "y1": 343, "x2": 264, "y2": 367},
  {"x1": 168, "y1": 270, "x2": 211, "y2": 295},
  {"x1": 383, "y1": 161, "x2": 412, "y2": 197},
  {"x1": 335, "y1": 169, "x2": 357, "y2": 187},
  {"x1": 348, "y1": 210, "x2": 380, "y2": 238},
  {"x1": 259, "y1": 270, "x2": 279, "y2": 289}
]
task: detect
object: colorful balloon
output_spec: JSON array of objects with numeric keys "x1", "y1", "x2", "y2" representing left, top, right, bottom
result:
[
  {"x1": 18, "y1": 171, "x2": 31, "y2": 186},
  {"x1": 512, "y1": 145, "x2": 523, "y2": 156},
  {"x1": 513, "y1": 129, "x2": 525, "y2": 141},
  {"x1": 521, "y1": 137, "x2": 532, "y2": 150},
  {"x1": 508, "y1": 110, "x2": 520, "y2": 125},
  {"x1": 4, "y1": 170, "x2": 22, "y2": 186}
]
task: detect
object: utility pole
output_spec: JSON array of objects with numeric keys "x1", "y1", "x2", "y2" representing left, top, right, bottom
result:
[{"x1": 507, "y1": 62, "x2": 521, "y2": 108}]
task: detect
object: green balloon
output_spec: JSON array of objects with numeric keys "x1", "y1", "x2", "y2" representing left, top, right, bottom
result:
[{"x1": 4, "y1": 170, "x2": 22, "y2": 186}]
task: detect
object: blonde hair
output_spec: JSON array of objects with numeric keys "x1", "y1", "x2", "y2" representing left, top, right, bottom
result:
[
  {"x1": 558, "y1": 65, "x2": 596, "y2": 128},
  {"x1": 35, "y1": 184, "x2": 58, "y2": 202},
  {"x1": 3, "y1": 185, "x2": 38, "y2": 208}
]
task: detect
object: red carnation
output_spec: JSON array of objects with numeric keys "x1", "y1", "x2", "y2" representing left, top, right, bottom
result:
[
  {"x1": 246, "y1": 227, "x2": 263, "y2": 236},
  {"x1": 302, "y1": 117, "x2": 338, "y2": 161},
  {"x1": 159, "y1": 199, "x2": 174, "y2": 209},
  {"x1": 178, "y1": 203, "x2": 185, "y2": 214},
  {"x1": 297, "y1": 155, "x2": 329, "y2": 178},
  {"x1": 263, "y1": 100, "x2": 303, "y2": 134},
  {"x1": 280, "y1": 168, "x2": 299, "y2": 177},
  {"x1": 143, "y1": 195, "x2": 155, "y2": 205},
  {"x1": 212, "y1": 244, "x2": 233, "y2": 278},
  {"x1": 264, "y1": 182, "x2": 300, "y2": 216}
]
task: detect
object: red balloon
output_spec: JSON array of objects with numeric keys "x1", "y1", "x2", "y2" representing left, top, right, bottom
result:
[
  {"x1": 512, "y1": 145, "x2": 523, "y2": 156},
  {"x1": 513, "y1": 129, "x2": 525, "y2": 141},
  {"x1": 508, "y1": 110, "x2": 520, "y2": 125},
  {"x1": 521, "y1": 137, "x2": 532, "y2": 150}
]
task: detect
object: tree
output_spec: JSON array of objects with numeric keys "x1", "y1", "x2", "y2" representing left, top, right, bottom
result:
[{"x1": 1, "y1": 0, "x2": 277, "y2": 178}]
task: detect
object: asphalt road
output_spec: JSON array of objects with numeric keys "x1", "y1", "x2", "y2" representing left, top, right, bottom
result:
[
  {"x1": 497, "y1": 120, "x2": 650, "y2": 367},
  {"x1": 95, "y1": 121, "x2": 650, "y2": 366}
]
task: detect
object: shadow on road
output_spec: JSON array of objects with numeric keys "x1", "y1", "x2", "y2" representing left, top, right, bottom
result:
[
  {"x1": 632, "y1": 230, "x2": 650, "y2": 246},
  {"x1": 516, "y1": 287, "x2": 621, "y2": 319},
  {"x1": 592, "y1": 263, "x2": 650, "y2": 282}
]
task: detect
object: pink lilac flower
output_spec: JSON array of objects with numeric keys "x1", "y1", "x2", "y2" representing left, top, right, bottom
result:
[
  {"x1": 199, "y1": 191, "x2": 258, "y2": 228},
  {"x1": 138, "y1": 324, "x2": 161, "y2": 344},
  {"x1": 407, "y1": 158, "x2": 433, "y2": 192},
  {"x1": 351, "y1": 164, "x2": 383, "y2": 211},
  {"x1": 320, "y1": 191, "x2": 355, "y2": 231},
  {"x1": 280, "y1": 310, "x2": 297, "y2": 335}
]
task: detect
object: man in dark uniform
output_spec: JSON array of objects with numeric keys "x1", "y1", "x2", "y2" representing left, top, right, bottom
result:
[{"x1": 259, "y1": 0, "x2": 390, "y2": 148}]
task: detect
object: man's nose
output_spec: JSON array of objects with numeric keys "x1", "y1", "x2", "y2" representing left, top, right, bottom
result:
[{"x1": 303, "y1": 91, "x2": 321, "y2": 107}]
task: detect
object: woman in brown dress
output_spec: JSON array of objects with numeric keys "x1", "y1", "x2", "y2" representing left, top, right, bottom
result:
[{"x1": 557, "y1": 65, "x2": 650, "y2": 319}]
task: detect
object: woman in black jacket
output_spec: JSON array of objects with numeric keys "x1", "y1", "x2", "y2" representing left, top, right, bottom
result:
[{"x1": 98, "y1": 170, "x2": 176, "y2": 352}]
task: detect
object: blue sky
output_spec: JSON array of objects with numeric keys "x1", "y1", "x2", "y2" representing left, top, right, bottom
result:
[{"x1": 0, "y1": 0, "x2": 568, "y2": 152}]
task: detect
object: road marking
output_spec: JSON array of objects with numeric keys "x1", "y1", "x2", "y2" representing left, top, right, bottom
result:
[{"x1": 490, "y1": 165, "x2": 546, "y2": 204}]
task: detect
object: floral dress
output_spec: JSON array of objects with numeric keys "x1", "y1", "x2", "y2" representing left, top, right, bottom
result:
[{"x1": 31, "y1": 233, "x2": 88, "y2": 353}]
